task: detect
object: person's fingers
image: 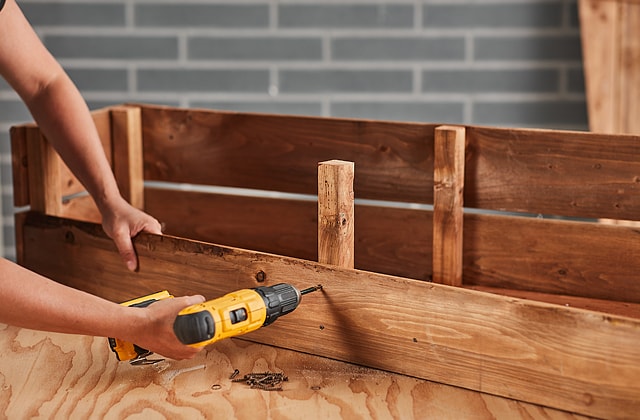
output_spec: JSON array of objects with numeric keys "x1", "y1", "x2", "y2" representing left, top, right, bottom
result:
[{"x1": 111, "y1": 229, "x2": 138, "y2": 271}]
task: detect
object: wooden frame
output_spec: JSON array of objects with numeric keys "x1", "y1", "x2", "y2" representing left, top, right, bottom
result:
[{"x1": 10, "y1": 104, "x2": 640, "y2": 418}]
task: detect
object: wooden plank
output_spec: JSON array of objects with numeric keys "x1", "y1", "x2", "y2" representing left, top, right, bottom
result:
[
  {"x1": 25, "y1": 127, "x2": 62, "y2": 215},
  {"x1": 467, "y1": 286, "x2": 640, "y2": 319},
  {"x1": 18, "y1": 213, "x2": 640, "y2": 419},
  {"x1": 462, "y1": 213, "x2": 640, "y2": 303},
  {"x1": 111, "y1": 106, "x2": 144, "y2": 208},
  {"x1": 9, "y1": 108, "x2": 113, "y2": 208},
  {"x1": 580, "y1": 0, "x2": 640, "y2": 134},
  {"x1": 140, "y1": 105, "x2": 435, "y2": 204},
  {"x1": 432, "y1": 126, "x2": 465, "y2": 286},
  {"x1": 465, "y1": 126, "x2": 640, "y2": 220},
  {"x1": 143, "y1": 187, "x2": 433, "y2": 281},
  {"x1": 138, "y1": 105, "x2": 640, "y2": 220},
  {"x1": 143, "y1": 188, "x2": 640, "y2": 301},
  {"x1": 0, "y1": 325, "x2": 587, "y2": 419},
  {"x1": 9, "y1": 125, "x2": 30, "y2": 207},
  {"x1": 318, "y1": 160, "x2": 354, "y2": 268}
]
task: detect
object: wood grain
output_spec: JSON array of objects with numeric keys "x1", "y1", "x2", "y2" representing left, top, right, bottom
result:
[
  {"x1": 9, "y1": 108, "x2": 113, "y2": 208},
  {"x1": 111, "y1": 106, "x2": 144, "y2": 209},
  {"x1": 580, "y1": 0, "x2": 640, "y2": 134},
  {"x1": 140, "y1": 105, "x2": 435, "y2": 204},
  {"x1": 432, "y1": 126, "x2": 465, "y2": 286},
  {"x1": 17, "y1": 213, "x2": 640, "y2": 419},
  {"x1": 465, "y1": 126, "x2": 640, "y2": 220},
  {"x1": 142, "y1": 187, "x2": 640, "y2": 302},
  {"x1": 318, "y1": 160, "x2": 354, "y2": 268},
  {"x1": 25, "y1": 127, "x2": 62, "y2": 215},
  {"x1": 0, "y1": 325, "x2": 588, "y2": 420}
]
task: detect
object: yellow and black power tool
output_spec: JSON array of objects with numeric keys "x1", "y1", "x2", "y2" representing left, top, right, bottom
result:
[{"x1": 109, "y1": 283, "x2": 322, "y2": 365}]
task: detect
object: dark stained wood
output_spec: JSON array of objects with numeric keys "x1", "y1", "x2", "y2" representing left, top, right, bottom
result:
[
  {"x1": 142, "y1": 187, "x2": 433, "y2": 281},
  {"x1": 141, "y1": 187, "x2": 640, "y2": 303},
  {"x1": 17, "y1": 213, "x2": 640, "y2": 419},
  {"x1": 462, "y1": 212, "x2": 640, "y2": 303},
  {"x1": 465, "y1": 126, "x2": 640, "y2": 220},
  {"x1": 140, "y1": 105, "x2": 435, "y2": 203}
]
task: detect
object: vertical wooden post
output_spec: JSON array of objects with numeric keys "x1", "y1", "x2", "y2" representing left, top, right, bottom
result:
[
  {"x1": 318, "y1": 160, "x2": 355, "y2": 268},
  {"x1": 432, "y1": 126, "x2": 465, "y2": 286},
  {"x1": 111, "y1": 106, "x2": 144, "y2": 209},
  {"x1": 25, "y1": 126, "x2": 62, "y2": 216}
]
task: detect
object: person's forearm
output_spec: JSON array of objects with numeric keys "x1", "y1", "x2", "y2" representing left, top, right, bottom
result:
[
  {"x1": 23, "y1": 72, "x2": 123, "y2": 213},
  {"x1": 0, "y1": 258, "x2": 140, "y2": 339}
]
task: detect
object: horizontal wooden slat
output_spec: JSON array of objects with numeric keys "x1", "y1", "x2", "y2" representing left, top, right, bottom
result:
[
  {"x1": 140, "y1": 105, "x2": 435, "y2": 204},
  {"x1": 463, "y1": 212, "x2": 640, "y2": 303},
  {"x1": 465, "y1": 126, "x2": 640, "y2": 220},
  {"x1": 144, "y1": 187, "x2": 640, "y2": 302},
  {"x1": 18, "y1": 213, "x2": 640, "y2": 419},
  {"x1": 143, "y1": 187, "x2": 432, "y2": 281}
]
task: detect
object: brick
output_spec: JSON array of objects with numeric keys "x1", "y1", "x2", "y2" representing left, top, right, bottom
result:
[
  {"x1": 189, "y1": 37, "x2": 322, "y2": 61},
  {"x1": 44, "y1": 35, "x2": 178, "y2": 60},
  {"x1": 568, "y1": 0, "x2": 580, "y2": 28},
  {"x1": 473, "y1": 100, "x2": 588, "y2": 126},
  {"x1": 0, "y1": 100, "x2": 32, "y2": 123},
  {"x1": 190, "y1": 101, "x2": 323, "y2": 117},
  {"x1": 423, "y1": 69, "x2": 559, "y2": 93},
  {"x1": 279, "y1": 4, "x2": 413, "y2": 29},
  {"x1": 137, "y1": 69, "x2": 269, "y2": 92},
  {"x1": 279, "y1": 70, "x2": 413, "y2": 93},
  {"x1": 567, "y1": 68, "x2": 585, "y2": 93},
  {"x1": 331, "y1": 101, "x2": 464, "y2": 123},
  {"x1": 333, "y1": 37, "x2": 465, "y2": 61},
  {"x1": 475, "y1": 35, "x2": 582, "y2": 61},
  {"x1": 65, "y1": 68, "x2": 128, "y2": 92},
  {"x1": 135, "y1": 4, "x2": 268, "y2": 28},
  {"x1": 20, "y1": 3, "x2": 125, "y2": 26},
  {"x1": 424, "y1": 2, "x2": 562, "y2": 28}
]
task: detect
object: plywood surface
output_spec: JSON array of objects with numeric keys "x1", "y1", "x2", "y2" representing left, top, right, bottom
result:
[{"x1": 0, "y1": 324, "x2": 589, "y2": 419}]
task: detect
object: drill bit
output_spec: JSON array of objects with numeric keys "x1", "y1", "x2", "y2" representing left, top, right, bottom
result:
[{"x1": 300, "y1": 284, "x2": 323, "y2": 295}]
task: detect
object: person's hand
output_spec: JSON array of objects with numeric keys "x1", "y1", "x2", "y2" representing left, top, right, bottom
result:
[
  {"x1": 99, "y1": 197, "x2": 163, "y2": 271},
  {"x1": 129, "y1": 294, "x2": 206, "y2": 360}
]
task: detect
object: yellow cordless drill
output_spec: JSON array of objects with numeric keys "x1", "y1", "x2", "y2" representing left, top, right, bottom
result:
[{"x1": 109, "y1": 283, "x2": 322, "y2": 364}]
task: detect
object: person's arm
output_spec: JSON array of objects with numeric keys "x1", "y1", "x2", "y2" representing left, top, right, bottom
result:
[
  {"x1": 0, "y1": 0, "x2": 161, "y2": 271},
  {"x1": 0, "y1": 258, "x2": 205, "y2": 359}
]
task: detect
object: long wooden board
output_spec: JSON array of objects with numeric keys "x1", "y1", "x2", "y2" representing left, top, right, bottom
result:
[
  {"x1": 0, "y1": 325, "x2": 587, "y2": 419},
  {"x1": 138, "y1": 105, "x2": 640, "y2": 221},
  {"x1": 139, "y1": 105, "x2": 435, "y2": 204},
  {"x1": 142, "y1": 188, "x2": 640, "y2": 303},
  {"x1": 18, "y1": 213, "x2": 640, "y2": 419}
]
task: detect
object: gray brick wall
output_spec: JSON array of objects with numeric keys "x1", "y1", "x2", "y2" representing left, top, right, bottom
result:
[{"x1": 0, "y1": 0, "x2": 586, "y2": 259}]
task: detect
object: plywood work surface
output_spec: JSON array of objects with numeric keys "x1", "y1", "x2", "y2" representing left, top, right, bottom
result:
[{"x1": 0, "y1": 324, "x2": 587, "y2": 420}]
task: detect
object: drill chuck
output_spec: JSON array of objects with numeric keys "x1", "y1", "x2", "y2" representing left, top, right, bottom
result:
[{"x1": 255, "y1": 283, "x2": 300, "y2": 326}]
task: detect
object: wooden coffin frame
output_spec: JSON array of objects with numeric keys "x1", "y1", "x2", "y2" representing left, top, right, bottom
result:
[{"x1": 10, "y1": 104, "x2": 640, "y2": 419}]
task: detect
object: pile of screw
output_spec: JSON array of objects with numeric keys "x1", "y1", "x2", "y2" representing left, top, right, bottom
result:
[{"x1": 231, "y1": 371, "x2": 288, "y2": 391}]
